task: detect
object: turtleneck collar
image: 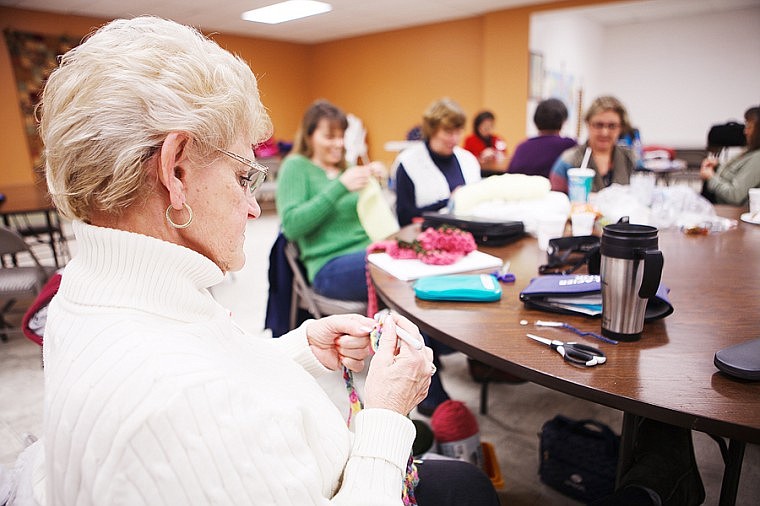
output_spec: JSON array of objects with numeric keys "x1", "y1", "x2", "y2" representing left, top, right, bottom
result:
[
  {"x1": 425, "y1": 141, "x2": 455, "y2": 163},
  {"x1": 59, "y1": 221, "x2": 228, "y2": 322}
]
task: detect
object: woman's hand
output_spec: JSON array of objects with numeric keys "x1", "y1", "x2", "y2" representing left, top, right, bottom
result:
[
  {"x1": 366, "y1": 161, "x2": 388, "y2": 180},
  {"x1": 700, "y1": 156, "x2": 718, "y2": 181},
  {"x1": 479, "y1": 147, "x2": 497, "y2": 163},
  {"x1": 363, "y1": 314, "x2": 434, "y2": 415},
  {"x1": 339, "y1": 165, "x2": 372, "y2": 192},
  {"x1": 306, "y1": 314, "x2": 374, "y2": 372}
]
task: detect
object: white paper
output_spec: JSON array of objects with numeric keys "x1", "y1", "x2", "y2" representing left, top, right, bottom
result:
[
  {"x1": 368, "y1": 250, "x2": 503, "y2": 281},
  {"x1": 546, "y1": 295, "x2": 602, "y2": 305}
]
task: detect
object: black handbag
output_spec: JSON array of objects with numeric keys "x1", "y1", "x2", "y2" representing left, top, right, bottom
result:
[
  {"x1": 421, "y1": 212, "x2": 524, "y2": 246},
  {"x1": 538, "y1": 415, "x2": 620, "y2": 503}
]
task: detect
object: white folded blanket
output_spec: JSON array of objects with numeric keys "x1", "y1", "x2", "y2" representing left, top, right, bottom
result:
[{"x1": 452, "y1": 173, "x2": 551, "y2": 214}]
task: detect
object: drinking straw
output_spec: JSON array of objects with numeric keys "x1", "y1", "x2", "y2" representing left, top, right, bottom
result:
[{"x1": 580, "y1": 147, "x2": 592, "y2": 170}]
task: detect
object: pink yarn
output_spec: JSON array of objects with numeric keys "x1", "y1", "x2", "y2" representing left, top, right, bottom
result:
[
  {"x1": 367, "y1": 226, "x2": 476, "y2": 266},
  {"x1": 430, "y1": 400, "x2": 479, "y2": 443}
]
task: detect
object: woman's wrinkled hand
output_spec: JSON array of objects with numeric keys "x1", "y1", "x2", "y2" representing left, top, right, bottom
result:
[
  {"x1": 306, "y1": 314, "x2": 374, "y2": 372},
  {"x1": 363, "y1": 314, "x2": 433, "y2": 415}
]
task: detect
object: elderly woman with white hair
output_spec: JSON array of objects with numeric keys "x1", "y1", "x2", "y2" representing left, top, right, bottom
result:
[{"x1": 10, "y1": 16, "x2": 499, "y2": 506}]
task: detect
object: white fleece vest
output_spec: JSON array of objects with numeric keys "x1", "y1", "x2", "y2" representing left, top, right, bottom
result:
[{"x1": 397, "y1": 143, "x2": 481, "y2": 208}]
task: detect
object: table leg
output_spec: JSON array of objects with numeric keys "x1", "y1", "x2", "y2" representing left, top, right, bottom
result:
[
  {"x1": 719, "y1": 439, "x2": 745, "y2": 506},
  {"x1": 1, "y1": 214, "x2": 9, "y2": 268},
  {"x1": 44, "y1": 210, "x2": 60, "y2": 268},
  {"x1": 479, "y1": 381, "x2": 489, "y2": 415},
  {"x1": 616, "y1": 411, "x2": 639, "y2": 486}
]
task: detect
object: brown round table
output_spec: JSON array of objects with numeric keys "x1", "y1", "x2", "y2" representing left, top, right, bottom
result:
[{"x1": 370, "y1": 206, "x2": 759, "y2": 505}]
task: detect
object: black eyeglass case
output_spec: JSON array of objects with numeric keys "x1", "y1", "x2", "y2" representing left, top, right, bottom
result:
[{"x1": 714, "y1": 338, "x2": 760, "y2": 381}]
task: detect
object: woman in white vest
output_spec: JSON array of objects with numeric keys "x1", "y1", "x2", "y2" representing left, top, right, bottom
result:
[{"x1": 393, "y1": 98, "x2": 481, "y2": 227}]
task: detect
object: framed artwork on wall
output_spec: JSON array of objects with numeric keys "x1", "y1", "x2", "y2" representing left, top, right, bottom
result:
[
  {"x1": 529, "y1": 51, "x2": 543, "y2": 99},
  {"x1": 4, "y1": 29, "x2": 79, "y2": 174}
]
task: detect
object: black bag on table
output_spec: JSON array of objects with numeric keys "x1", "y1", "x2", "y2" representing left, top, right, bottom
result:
[
  {"x1": 539, "y1": 415, "x2": 620, "y2": 503},
  {"x1": 421, "y1": 212, "x2": 524, "y2": 246}
]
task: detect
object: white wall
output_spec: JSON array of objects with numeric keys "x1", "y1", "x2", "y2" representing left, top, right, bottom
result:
[
  {"x1": 528, "y1": 15, "x2": 604, "y2": 139},
  {"x1": 530, "y1": 4, "x2": 760, "y2": 148}
]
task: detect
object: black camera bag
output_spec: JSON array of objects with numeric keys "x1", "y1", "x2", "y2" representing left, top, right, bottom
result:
[{"x1": 538, "y1": 415, "x2": 619, "y2": 503}]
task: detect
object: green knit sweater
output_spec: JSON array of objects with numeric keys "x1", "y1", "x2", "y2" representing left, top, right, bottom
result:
[{"x1": 275, "y1": 154, "x2": 370, "y2": 282}]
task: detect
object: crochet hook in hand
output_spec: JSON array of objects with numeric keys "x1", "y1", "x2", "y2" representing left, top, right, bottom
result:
[{"x1": 374, "y1": 309, "x2": 424, "y2": 350}]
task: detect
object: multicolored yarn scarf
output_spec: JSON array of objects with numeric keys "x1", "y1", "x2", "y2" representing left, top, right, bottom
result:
[{"x1": 342, "y1": 317, "x2": 419, "y2": 505}]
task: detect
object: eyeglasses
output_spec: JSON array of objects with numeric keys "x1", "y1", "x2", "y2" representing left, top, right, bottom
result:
[
  {"x1": 217, "y1": 148, "x2": 268, "y2": 196},
  {"x1": 589, "y1": 122, "x2": 621, "y2": 131}
]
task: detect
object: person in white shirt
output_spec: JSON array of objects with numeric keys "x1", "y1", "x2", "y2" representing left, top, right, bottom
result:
[{"x1": 12, "y1": 16, "x2": 498, "y2": 506}]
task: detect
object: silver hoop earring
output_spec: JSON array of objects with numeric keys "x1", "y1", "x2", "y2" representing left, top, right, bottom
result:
[{"x1": 165, "y1": 203, "x2": 193, "y2": 229}]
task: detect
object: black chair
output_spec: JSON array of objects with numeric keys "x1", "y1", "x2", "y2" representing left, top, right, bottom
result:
[
  {"x1": 0, "y1": 226, "x2": 54, "y2": 341},
  {"x1": 707, "y1": 121, "x2": 746, "y2": 159},
  {"x1": 8, "y1": 210, "x2": 70, "y2": 268}
]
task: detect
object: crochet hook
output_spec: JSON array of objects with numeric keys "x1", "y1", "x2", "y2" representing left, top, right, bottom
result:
[{"x1": 374, "y1": 309, "x2": 424, "y2": 350}]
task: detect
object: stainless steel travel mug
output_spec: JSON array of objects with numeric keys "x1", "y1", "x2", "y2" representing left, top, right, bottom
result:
[{"x1": 600, "y1": 220, "x2": 663, "y2": 341}]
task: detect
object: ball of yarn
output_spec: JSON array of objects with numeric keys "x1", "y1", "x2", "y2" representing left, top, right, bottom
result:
[
  {"x1": 412, "y1": 419, "x2": 435, "y2": 456},
  {"x1": 430, "y1": 400, "x2": 479, "y2": 443}
]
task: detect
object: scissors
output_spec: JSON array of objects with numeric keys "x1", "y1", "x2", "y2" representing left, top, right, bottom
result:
[
  {"x1": 527, "y1": 333, "x2": 606, "y2": 367},
  {"x1": 491, "y1": 260, "x2": 516, "y2": 283}
]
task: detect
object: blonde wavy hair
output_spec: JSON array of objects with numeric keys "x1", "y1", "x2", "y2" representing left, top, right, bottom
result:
[
  {"x1": 39, "y1": 16, "x2": 272, "y2": 222},
  {"x1": 421, "y1": 98, "x2": 466, "y2": 140}
]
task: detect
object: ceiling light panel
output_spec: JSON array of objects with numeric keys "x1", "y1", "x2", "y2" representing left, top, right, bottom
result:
[{"x1": 242, "y1": 1, "x2": 333, "y2": 24}]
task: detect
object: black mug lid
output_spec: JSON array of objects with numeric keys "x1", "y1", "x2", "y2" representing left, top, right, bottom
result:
[{"x1": 601, "y1": 220, "x2": 659, "y2": 258}]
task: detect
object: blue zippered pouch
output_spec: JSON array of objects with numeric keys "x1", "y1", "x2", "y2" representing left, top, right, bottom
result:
[{"x1": 413, "y1": 274, "x2": 502, "y2": 302}]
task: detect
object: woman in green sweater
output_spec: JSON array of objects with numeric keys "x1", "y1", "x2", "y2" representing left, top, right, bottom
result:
[
  {"x1": 278, "y1": 100, "x2": 458, "y2": 415},
  {"x1": 276, "y1": 100, "x2": 383, "y2": 300}
]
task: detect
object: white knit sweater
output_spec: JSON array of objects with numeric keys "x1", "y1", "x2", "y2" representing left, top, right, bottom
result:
[{"x1": 36, "y1": 221, "x2": 415, "y2": 505}]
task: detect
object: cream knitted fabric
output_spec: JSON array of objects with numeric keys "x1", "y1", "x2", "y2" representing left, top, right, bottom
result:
[{"x1": 37, "y1": 221, "x2": 414, "y2": 505}]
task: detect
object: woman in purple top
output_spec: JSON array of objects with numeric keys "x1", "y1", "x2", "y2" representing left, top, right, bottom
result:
[{"x1": 508, "y1": 98, "x2": 576, "y2": 178}]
